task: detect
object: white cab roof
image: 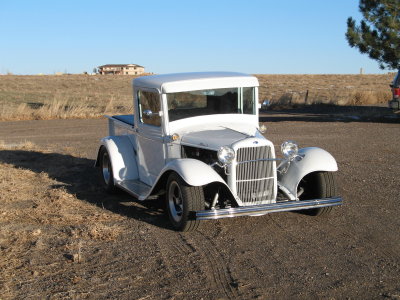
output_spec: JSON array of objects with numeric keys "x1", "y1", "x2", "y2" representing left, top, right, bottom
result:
[{"x1": 133, "y1": 72, "x2": 259, "y2": 93}]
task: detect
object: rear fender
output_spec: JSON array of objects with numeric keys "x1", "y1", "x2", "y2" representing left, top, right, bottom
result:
[
  {"x1": 278, "y1": 147, "x2": 338, "y2": 199},
  {"x1": 95, "y1": 136, "x2": 139, "y2": 182}
]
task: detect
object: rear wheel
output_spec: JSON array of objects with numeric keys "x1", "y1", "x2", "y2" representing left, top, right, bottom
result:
[
  {"x1": 298, "y1": 171, "x2": 337, "y2": 216},
  {"x1": 99, "y1": 146, "x2": 117, "y2": 193},
  {"x1": 166, "y1": 173, "x2": 205, "y2": 231}
]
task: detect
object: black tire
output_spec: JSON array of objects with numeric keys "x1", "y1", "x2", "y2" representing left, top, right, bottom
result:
[
  {"x1": 166, "y1": 173, "x2": 205, "y2": 231},
  {"x1": 99, "y1": 146, "x2": 118, "y2": 193},
  {"x1": 298, "y1": 171, "x2": 337, "y2": 216}
]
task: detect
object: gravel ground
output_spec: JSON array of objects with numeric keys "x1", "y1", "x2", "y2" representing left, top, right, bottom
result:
[{"x1": 0, "y1": 110, "x2": 399, "y2": 299}]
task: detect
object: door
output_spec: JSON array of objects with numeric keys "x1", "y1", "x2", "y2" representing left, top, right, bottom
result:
[{"x1": 136, "y1": 89, "x2": 166, "y2": 186}]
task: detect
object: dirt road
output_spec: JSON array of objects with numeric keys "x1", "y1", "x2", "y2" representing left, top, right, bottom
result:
[{"x1": 1, "y1": 112, "x2": 399, "y2": 299}]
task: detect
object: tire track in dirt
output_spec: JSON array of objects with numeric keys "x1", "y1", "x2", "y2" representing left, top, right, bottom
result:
[
  {"x1": 149, "y1": 222, "x2": 241, "y2": 299},
  {"x1": 187, "y1": 231, "x2": 240, "y2": 300},
  {"x1": 152, "y1": 231, "x2": 195, "y2": 271},
  {"x1": 170, "y1": 232, "x2": 197, "y2": 255},
  {"x1": 149, "y1": 229, "x2": 224, "y2": 299}
]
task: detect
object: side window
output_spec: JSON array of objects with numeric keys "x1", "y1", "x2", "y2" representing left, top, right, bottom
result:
[
  {"x1": 138, "y1": 90, "x2": 161, "y2": 127},
  {"x1": 243, "y1": 87, "x2": 255, "y2": 114}
]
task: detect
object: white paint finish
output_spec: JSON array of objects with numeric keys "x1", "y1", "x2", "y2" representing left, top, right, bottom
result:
[
  {"x1": 136, "y1": 126, "x2": 166, "y2": 186},
  {"x1": 181, "y1": 127, "x2": 250, "y2": 150},
  {"x1": 117, "y1": 158, "x2": 234, "y2": 201},
  {"x1": 100, "y1": 136, "x2": 139, "y2": 182},
  {"x1": 167, "y1": 114, "x2": 258, "y2": 138},
  {"x1": 161, "y1": 158, "x2": 226, "y2": 186},
  {"x1": 133, "y1": 72, "x2": 259, "y2": 93},
  {"x1": 165, "y1": 140, "x2": 181, "y2": 162},
  {"x1": 118, "y1": 179, "x2": 151, "y2": 200},
  {"x1": 278, "y1": 147, "x2": 338, "y2": 197}
]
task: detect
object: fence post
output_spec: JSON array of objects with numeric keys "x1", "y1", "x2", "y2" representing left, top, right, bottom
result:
[{"x1": 305, "y1": 90, "x2": 309, "y2": 104}]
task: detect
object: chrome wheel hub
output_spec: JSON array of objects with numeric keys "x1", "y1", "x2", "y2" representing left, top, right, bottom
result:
[
  {"x1": 168, "y1": 181, "x2": 183, "y2": 222},
  {"x1": 102, "y1": 151, "x2": 111, "y2": 185}
]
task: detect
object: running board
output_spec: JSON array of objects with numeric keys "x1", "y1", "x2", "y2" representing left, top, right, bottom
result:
[
  {"x1": 117, "y1": 179, "x2": 152, "y2": 200},
  {"x1": 196, "y1": 197, "x2": 343, "y2": 220}
]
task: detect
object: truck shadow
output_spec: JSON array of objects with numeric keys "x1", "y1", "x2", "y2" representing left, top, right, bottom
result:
[
  {"x1": 260, "y1": 105, "x2": 400, "y2": 123},
  {"x1": 0, "y1": 149, "x2": 172, "y2": 230}
]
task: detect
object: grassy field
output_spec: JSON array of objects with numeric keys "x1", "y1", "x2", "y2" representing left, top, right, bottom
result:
[
  {"x1": 256, "y1": 74, "x2": 393, "y2": 107},
  {"x1": 0, "y1": 73, "x2": 393, "y2": 121}
]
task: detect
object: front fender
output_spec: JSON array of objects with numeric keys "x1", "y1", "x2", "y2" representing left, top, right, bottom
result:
[
  {"x1": 160, "y1": 158, "x2": 226, "y2": 186},
  {"x1": 278, "y1": 147, "x2": 338, "y2": 198},
  {"x1": 143, "y1": 158, "x2": 233, "y2": 201}
]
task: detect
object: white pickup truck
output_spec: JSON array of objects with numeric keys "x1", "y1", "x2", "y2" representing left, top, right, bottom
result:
[{"x1": 96, "y1": 72, "x2": 342, "y2": 231}]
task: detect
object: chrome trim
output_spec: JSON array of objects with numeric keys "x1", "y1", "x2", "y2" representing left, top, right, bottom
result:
[
  {"x1": 234, "y1": 144, "x2": 276, "y2": 205},
  {"x1": 236, "y1": 158, "x2": 283, "y2": 164},
  {"x1": 277, "y1": 182, "x2": 296, "y2": 201},
  {"x1": 101, "y1": 151, "x2": 111, "y2": 185},
  {"x1": 237, "y1": 176, "x2": 274, "y2": 183},
  {"x1": 168, "y1": 180, "x2": 184, "y2": 223},
  {"x1": 143, "y1": 109, "x2": 161, "y2": 118},
  {"x1": 196, "y1": 197, "x2": 343, "y2": 220},
  {"x1": 143, "y1": 109, "x2": 153, "y2": 118}
]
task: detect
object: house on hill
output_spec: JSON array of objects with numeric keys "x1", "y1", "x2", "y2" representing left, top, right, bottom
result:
[{"x1": 98, "y1": 64, "x2": 145, "y2": 75}]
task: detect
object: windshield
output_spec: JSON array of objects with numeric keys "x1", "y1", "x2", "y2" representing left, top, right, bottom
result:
[{"x1": 167, "y1": 87, "x2": 255, "y2": 122}]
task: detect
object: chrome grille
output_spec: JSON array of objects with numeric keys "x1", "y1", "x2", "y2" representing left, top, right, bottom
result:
[{"x1": 236, "y1": 146, "x2": 275, "y2": 204}]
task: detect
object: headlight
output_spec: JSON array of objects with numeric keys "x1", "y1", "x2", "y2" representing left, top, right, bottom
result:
[
  {"x1": 259, "y1": 124, "x2": 267, "y2": 133},
  {"x1": 218, "y1": 146, "x2": 235, "y2": 164},
  {"x1": 281, "y1": 140, "x2": 298, "y2": 160}
]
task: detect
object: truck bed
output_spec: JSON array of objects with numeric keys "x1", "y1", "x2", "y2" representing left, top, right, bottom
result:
[{"x1": 112, "y1": 114, "x2": 134, "y2": 126}]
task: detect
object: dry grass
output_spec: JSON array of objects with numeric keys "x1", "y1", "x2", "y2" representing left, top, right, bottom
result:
[
  {"x1": 257, "y1": 74, "x2": 393, "y2": 108},
  {"x1": 0, "y1": 142, "x2": 125, "y2": 298},
  {"x1": 0, "y1": 73, "x2": 394, "y2": 121},
  {"x1": 1, "y1": 96, "x2": 133, "y2": 120},
  {"x1": 0, "y1": 140, "x2": 38, "y2": 150},
  {"x1": 0, "y1": 74, "x2": 139, "y2": 121}
]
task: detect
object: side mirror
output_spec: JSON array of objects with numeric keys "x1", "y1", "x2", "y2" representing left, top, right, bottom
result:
[
  {"x1": 143, "y1": 109, "x2": 154, "y2": 119},
  {"x1": 261, "y1": 99, "x2": 271, "y2": 110},
  {"x1": 142, "y1": 110, "x2": 162, "y2": 119}
]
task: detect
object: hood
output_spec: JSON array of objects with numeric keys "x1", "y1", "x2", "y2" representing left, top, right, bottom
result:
[{"x1": 181, "y1": 127, "x2": 252, "y2": 150}]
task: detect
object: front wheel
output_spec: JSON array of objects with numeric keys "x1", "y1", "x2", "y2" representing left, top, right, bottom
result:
[
  {"x1": 298, "y1": 171, "x2": 337, "y2": 216},
  {"x1": 166, "y1": 173, "x2": 205, "y2": 231}
]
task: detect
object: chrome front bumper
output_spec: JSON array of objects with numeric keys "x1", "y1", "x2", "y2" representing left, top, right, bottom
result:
[{"x1": 196, "y1": 197, "x2": 343, "y2": 220}]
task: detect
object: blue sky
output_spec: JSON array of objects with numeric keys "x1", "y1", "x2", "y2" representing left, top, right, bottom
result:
[{"x1": 0, "y1": 0, "x2": 391, "y2": 75}]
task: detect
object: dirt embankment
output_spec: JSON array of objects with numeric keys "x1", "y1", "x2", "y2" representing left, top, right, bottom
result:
[{"x1": 0, "y1": 114, "x2": 400, "y2": 299}]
